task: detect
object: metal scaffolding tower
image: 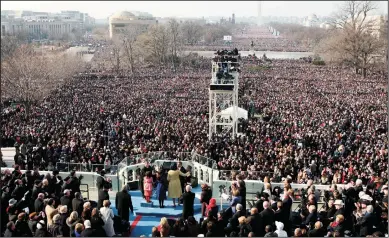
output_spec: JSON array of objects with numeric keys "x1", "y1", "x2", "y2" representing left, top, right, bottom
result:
[{"x1": 208, "y1": 50, "x2": 240, "y2": 140}]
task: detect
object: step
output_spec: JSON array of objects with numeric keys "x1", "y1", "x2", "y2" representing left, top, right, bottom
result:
[{"x1": 140, "y1": 201, "x2": 154, "y2": 207}]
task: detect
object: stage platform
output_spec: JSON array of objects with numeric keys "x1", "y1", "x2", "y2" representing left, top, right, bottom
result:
[{"x1": 109, "y1": 186, "x2": 206, "y2": 237}]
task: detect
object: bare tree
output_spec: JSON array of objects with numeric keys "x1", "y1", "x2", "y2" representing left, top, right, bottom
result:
[
  {"x1": 108, "y1": 42, "x2": 122, "y2": 75},
  {"x1": 1, "y1": 45, "x2": 84, "y2": 113},
  {"x1": 140, "y1": 24, "x2": 170, "y2": 64},
  {"x1": 1, "y1": 36, "x2": 21, "y2": 62},
  {"x1": 168, "y1": 18, "x2": 182, "y2": 71},
  {"x1": 119, "y1": 25, "x2": 145, "y2": 74},
  {"x1": 319, "y1": 1, "x2": 383, "y2": 77},
  {"x1": 203, "y1": 24, "x2": 232, "y2": 44},
  {"x1": 181, "y1": 21, "x2": 203, "y2": 45}
]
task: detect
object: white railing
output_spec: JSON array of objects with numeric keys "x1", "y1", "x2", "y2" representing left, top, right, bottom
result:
[{"x1": 2, "y1": 151, "x2": 352, "y2": 202}]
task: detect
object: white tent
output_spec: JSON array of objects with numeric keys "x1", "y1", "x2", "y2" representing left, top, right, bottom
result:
[{"x1": 218, "y1": 106, "x2": 248, "y2": 120}]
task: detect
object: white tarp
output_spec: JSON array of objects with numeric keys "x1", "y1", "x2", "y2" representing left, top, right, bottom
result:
[
  {"x1": 223, "y1": 35, "x2": 232, "y2": 41},
  {"x1": 219, "y1": 106, "x2": 248, "y2": 120}
]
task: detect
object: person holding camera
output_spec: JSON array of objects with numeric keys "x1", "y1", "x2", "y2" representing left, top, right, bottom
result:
[{"x1": 100, "y1": 200, "x2": 115, "y2": 237}]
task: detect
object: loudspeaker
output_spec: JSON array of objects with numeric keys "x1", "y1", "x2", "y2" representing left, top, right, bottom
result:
[
  {"x1": 190, "y1": 177, "x2": 198, "y2": 188},
  {"x1": 127, "y1": 181, "x2": 139, "y2": 190}
]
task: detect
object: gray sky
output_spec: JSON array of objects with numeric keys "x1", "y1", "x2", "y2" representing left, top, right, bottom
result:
[{"x1": 1, "y1": 1, "x2": 388, "y2": 19}]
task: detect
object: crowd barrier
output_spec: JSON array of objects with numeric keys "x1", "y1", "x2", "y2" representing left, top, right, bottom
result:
[{"x1": 2, "y1": 151, "x2": 351, "y2": 205}]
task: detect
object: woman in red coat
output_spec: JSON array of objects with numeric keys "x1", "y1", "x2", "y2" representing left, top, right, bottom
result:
[{"x1": 144, "y1": 171, "x2": 153, "y2": 203}]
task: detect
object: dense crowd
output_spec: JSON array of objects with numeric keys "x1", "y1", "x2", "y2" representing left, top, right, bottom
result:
[
  {"x1": 183, "y1": 27, "x2": 312, "y2": 52},
  {"x1": 2, "y1": 49, "x2": 388, "y2": 185},
  {"x1": 0, "y1": 164, "x2": 139, "y2": 237},
  {"x1": 146, "y1": 176, "x2": 388, "y2": 237}
]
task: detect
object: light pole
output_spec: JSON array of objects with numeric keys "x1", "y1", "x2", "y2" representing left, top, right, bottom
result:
[{"x1": 122, "y1": 114, "x2": 127, "y2": 138}]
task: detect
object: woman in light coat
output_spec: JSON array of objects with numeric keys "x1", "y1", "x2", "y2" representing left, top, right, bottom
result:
[
  {"x1": 167, "y1": 163, "x2": 190, "y2": 207},
  {"x1": 99, "y1": 200, "x2": 115, "y2": 237}
]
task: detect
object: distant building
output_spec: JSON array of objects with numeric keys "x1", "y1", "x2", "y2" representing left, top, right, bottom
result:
[
  {"x1": 232, "y1": 13, "x2": 235, "y2": 24},
  {"x1": 303, "y1": 14, "x2": 319, "y2": 27},
  {"x1": 1, "y1": 10, "x2": 95, "y2": 39},
  {"x1": 108, "y1": 11, "x2": 157, "y2": 39}
]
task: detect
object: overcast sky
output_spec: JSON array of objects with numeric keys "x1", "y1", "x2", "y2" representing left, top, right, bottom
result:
[{"x1": 1, "y1": 1, "x2": 388, "y2": 19}]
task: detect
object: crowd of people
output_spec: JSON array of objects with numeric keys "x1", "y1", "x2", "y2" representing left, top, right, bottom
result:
[
  {"x1": 0, "y1": 164, "x2": 138, "y2": 237},
  {"x1": 183, "y1": 27, "x2": 312, "y2": 52},
  {"x1": 146, "y1": 175, "x2": 388, "y2": 237},
  {"x1": 2, "y1": 53, "x2": 387, "y2": 186},
  {"x1": 1, "y1": 25, "x2": 388, "y2": 237}
]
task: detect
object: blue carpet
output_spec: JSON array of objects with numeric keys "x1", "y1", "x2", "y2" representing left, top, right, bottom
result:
[{"x1": 109, "y1": 187, "x2": 205, "y2": 237}]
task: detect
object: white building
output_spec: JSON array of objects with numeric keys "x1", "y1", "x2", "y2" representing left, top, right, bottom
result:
[
  {"x1": 1, "y1": 10, "x2": 95, "y2": 39},
  {"x1": 303, "y1": 14, "x2": 319, "y2": 27},
  {"x1": 108, "y1": 11, "x2": 157, "y2": 39}
]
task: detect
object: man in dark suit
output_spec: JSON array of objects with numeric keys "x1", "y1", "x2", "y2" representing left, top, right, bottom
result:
[
  {"x1": 237, "y1": 175, "x2": 246, "y2": 214},
  {"x1": 97, "y1": 184, "x2": 110, "y2": 209},
  {"x1": 34, "y1": 193, "x2": 45, "y2": 213},
  {"x1": 69, "y1": 170, "x2": 82, "y2": 195},
  {"x1": 60, "y1": 189, "x2": 72, "y2": 211},
  {"x1": 31, "y1": 180, "x2": 43, "y2": 200},
  {"x1": 226, "y1": 203, "x2": 244, "y2": 235},
  {"x1": 115, "y1": 185, "x2": 134, "y2": 222},
  {"x1": 357, "y1": 205, "x2": 376, "y2": 237},
  {"x1": 253, "y1": 192, "x2": 269, "y2": 213},
  {"x1": 282, "y1": 191, "x2": 293, "y2": 235},
  {"x1": 81, "y1": 220, "x2": 94, "y2": 237},
  {"x1": 302, "y1": 205, "x2": 318, "y2": 229},
  {"x1": 177, "y1": 161, "x2": 187, "y2": 195},
  {"x1": 248, "y1": 207, "x2": 261, "y2": 237},
  {"x1": 258, "y1": 201, "x2": 275, "y2": 236},
  {"x1": 96, "y1": 170, "x2": 107, "y2": 190},
  {"x1": 72, "y1": 192, "x2": 84, "y2": 216},
  {"x1": 330, "y1": 200, "x2": 345, "y2": 221},
  {"x1": 182, "y1": 185, "x2": 195, "y2": 219}
]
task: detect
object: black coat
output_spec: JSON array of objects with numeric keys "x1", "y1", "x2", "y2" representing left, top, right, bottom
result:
[
  {"x1": 115, "y1": 191, "x2": 134, "y2": 221},
  {"x1": 80, "y1": 228, "x2": 94, "y2": 237},
  {"x1": 31, "y1": 186, "x2": 43, "y2": 200},
  {"x1": 60, "y1": 195, "x2": 72, "y2": 211},
  {"x1": 97, "y1": 189, "x2": 109, "y2": 209},
  {"x1": 178, "y1": 167, "x2": 187, "y2": 191},
  {"x1": 72, "y1": 198, "x2": 84, "y2": 216},
  {"x1": 59, "y1": 213, "x2": 70, "y2": 237},
  {"x1": 248, "y1": 213, "x2": 261, "y2": 236},
  {"x1": 11, "y1": 185, "x2": 25, "y2": 201},
  {"x1": 303, "y1": 212, "x2": 318, "y2": 229},
  {"x1": 238, "y1": 181, "x2": 247, "y2": 212},
  {"x1": 70, "y1": 177, "x2": 81, "y2": 194},
  {"x1": 200, "y1": 188, "x2": 212, "y2": 204},
  {"x1": 34, "y1": 198, "x2": 44, "y2": 213},
  {"x1": 358, "y1": 213, "x2": 376, "y2": 236},
  {"x1": 182, "y1": 191, "x2": 195, "y2": 219},
  {"x1": 255, "y1": 199, "x2": 265, "y2": 213},
  {"x1": 15, "y1": 220, "x2": 33, "y2": 237},
  {"x1": 259, "y1": 208, "x2": 275, "y2": 236},
  {"x1": 214, "y1": 218, "x2": 227, "y2": 237},
  {"x1": 90, "y1": 216, "x2": 107, "y2": 237},
  {"x1": 230, "y1": 210, "x2": 244, "y2": 230},
  {"x1": 34, "y1": 229, "x2": 48, "y2": 237},
  {"x1": 308, "y1": 228, "x2": 326, "y2": 237},
  {"x1": 332, "y1": 208, "x2": 345, "y2": 220},
  {"x1": 96, "y1": 176, "x2": 106, "y2": 190}
]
